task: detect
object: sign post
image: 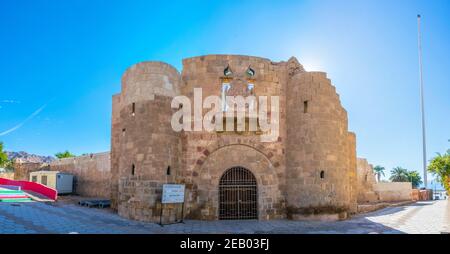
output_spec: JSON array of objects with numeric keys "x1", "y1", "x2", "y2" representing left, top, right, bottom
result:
[{"x1": 159, "y1": 184, "x2": 185, "y2": 226}]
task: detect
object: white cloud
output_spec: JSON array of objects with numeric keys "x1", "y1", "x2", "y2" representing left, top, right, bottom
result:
[
  {"x1": 0, "y1": 100, "x2": 21, "y2": 104},
  {"x1": 0, "y1": 103, "x2": 47, "y2": 136}
]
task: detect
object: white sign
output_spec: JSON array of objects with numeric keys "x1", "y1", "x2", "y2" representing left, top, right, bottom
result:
[{"x1": 162, "y1": 184, "x2": 185, "y2": 204}]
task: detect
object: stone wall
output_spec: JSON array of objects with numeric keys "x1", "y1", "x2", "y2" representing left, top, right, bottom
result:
[
  {"x1": 187, "y1": 144, "x2": 285, "y2": 220},
  {"x1": 113, "y1": 62, "x2": 182, "y2": 222},
  {"x1": 348, "y1": 134, "x2": 358, "y2": 214},
  {"x1": 0, "y1": 172, "x2": 14, "y2": 180},
  {"x1": 373, "y1": 182, "x2": 412, "y2": 202},
  {"x1": 13, "y1": 162, "x2": 49, "y2": 181},
  {"x1": 110, "y1": 94, "x2": 122, "y2": 209},
  {"x1": 412, "y1": 189, "x2": 433, "y2": 201},
  {"x1": 286, "y1": 71, "x2": 357, "y2": 220},
  {"x1": 49, "y1": 152, "x2": 110, "y2": 198},
  {"x1": 356, "y1": 158, "x2": 415, "y2": 204},
  {"x1": 180, "y1": 55, "x2": 289, "y2": 220},
  {"x1": 411, "y1": 189, "x2": 420, "y2": 201},
  {"x1": 356, "y1": 158, "x2": 379, "y2": 203},
  {"x1": 111, "y1": 54, "x2": 358, "y2": 222}
]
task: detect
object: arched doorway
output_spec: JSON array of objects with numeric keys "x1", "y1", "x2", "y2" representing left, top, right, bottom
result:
[{"x1": 219, "y1": 167, "x2": 258, "y2": 220}]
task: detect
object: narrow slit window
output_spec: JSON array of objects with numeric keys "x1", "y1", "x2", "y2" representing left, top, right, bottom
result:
[
  {"x1": 222, "y1": 83, "x2": 231, "y2": 112},
  {"x1": 132, "y1": 103, "x2": 136, "y2": 116},
  {"x1": 247, "y1": 83, "x2": 255, "y2": 110},
  {"x1": 320, "y1": 170, "x2": 325, "y2": 179},
  {"x1": 304, "y1": 100, "x2": 309, "y2": 113},
  {"x1": 247, "y1": 83, "x2": 254, "y2": 93},
  {"x1": 166, "y1": 166, "x2": 171, "y2": 176},
  {"x1": 122, "y1": 128, "x2": 126, "y2": 136},
  {"x1": 131, "y1": 164, "x2": 135, "y2": 176}
]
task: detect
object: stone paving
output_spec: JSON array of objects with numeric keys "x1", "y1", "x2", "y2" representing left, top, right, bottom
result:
[{"x1": 0, "y1": 200, "x2": 448, "y2": 234}]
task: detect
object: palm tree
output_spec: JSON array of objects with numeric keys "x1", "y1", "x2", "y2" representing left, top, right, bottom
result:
[
  {"x1": 407, "y1": 171, "x2": 423, "y2": 189},
  {"x1": 373, "y1": 165, "x2": 385, "y2": 182},
  {"x1": 390, "y1": 167, "x2": 409, "y2": 182}
]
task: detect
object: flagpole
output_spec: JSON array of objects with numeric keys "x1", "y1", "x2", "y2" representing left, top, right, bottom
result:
[{"x1": 417, "y1": 14, "x2": 428, "y2": 189}]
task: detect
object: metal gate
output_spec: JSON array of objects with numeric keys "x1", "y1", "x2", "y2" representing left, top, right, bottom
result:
[{"x1": 219, "y1": 167, "x2": 258, "y2": 220}]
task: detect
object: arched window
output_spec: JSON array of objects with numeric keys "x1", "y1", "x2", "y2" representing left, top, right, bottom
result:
[
  {"x1": 246, "y1": 66, "x2": 255, "y2": 77},
  {"x1": 224, "y1": 65, "x2": 233, "y2": 76}
]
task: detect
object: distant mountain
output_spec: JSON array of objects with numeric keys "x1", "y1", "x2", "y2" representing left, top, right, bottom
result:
[{"x1": 5, "y1": 151, "x2": 55, "y2": 164}]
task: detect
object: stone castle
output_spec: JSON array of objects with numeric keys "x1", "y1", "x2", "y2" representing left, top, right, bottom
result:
[
  {"x1": 110, "y1": 54, "x2": 358, "y2": 222},
  {"x1": 2, "y1": 54, "x2": 415, "y2": 222}
]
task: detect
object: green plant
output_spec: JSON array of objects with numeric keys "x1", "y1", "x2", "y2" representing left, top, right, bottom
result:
[
  {"x1": 389, "y1": 166, "x2": 423, "y2": 188},
  {"x1": 0, "y1": 142, "x2": 9, "y2": 168},
  {"x1": 428, "y1": 151, "x2": 450, "y2": 194},
  {"x1": 389, "y1": 167, "x2": 409, "y2": 182},
  {"x1": 373, "y1": 165, "x2": 385, "y2": 182},
  {"x1": 406, "y1": 170, "x2": 423, "y2": 189},
  {"x1": 55, "y1": 150, "x2": 76, "y2": 159}
]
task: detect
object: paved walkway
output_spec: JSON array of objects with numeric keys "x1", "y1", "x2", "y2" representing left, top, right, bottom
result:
[{"x1": 0, "y1": 200, "x2": 448, "y2": 234}]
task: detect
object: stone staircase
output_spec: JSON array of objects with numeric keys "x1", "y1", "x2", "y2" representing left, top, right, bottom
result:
[{"x1": 0, "y1": 189, "x2": 33, "y2": 202}]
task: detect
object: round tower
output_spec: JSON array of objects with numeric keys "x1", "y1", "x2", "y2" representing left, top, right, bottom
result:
[
  {"x1": 113, "y1": 61, "x2": 182, "y2": 222},
  {"x1": 285, "y1": 71, "x2": 356, "y2": 220}
]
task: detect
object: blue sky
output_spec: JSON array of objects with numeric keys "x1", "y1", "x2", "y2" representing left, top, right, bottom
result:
[{"x1": 0, "y1": 0, "x2": 449, "y2": 186}]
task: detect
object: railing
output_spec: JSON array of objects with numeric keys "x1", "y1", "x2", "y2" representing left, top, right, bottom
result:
[
  {"x1": 0, "y1": 184, "x2": 21, "y2": 190},
  {"x1": 0, "y1": 178, "x2": 58, "y2": 200}
]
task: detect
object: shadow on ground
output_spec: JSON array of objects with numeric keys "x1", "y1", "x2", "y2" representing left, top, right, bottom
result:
[{"x1": 1, "y1": 201, "x2": 434, "y2": 234}]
